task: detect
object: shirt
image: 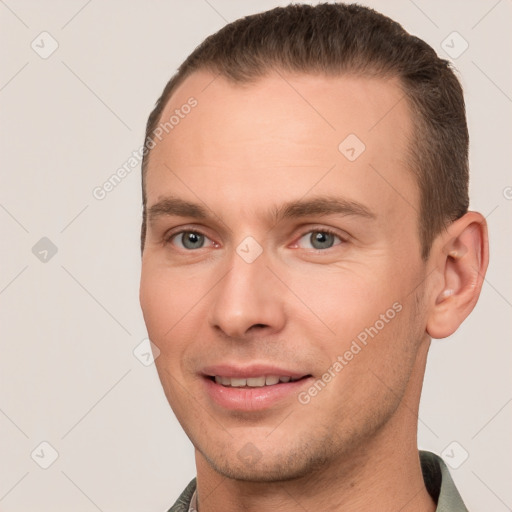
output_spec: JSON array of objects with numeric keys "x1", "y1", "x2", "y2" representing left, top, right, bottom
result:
[{"x1": 166, "y1": 450, "x2": 468, "y2": 512}]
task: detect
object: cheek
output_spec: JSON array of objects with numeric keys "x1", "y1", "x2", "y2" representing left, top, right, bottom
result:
[
  {"x1": 140, "y1": 264, "x2": 200, "y2": 407},
  {"x1": 140, "y1": 260, "x2": 217, "y2": 381},
  {"x1": 139, "y1": 269, "x2": 172, "y2": 340},
  {"x1": 286, "y1": 260, "x2": 421, "y2": 376},
  {"x1": 285, "y1": 263, "x2": 398, "y2": 340},
  {"x1": 140, "y1": 260, "x2": 203, "y2": 339}
]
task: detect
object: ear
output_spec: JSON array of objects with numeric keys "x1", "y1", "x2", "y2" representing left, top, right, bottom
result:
[{"x1": 426, "y1": 211, "x2": 489, "y2": 339}]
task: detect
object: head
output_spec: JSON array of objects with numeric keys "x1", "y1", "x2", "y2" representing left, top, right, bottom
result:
[
  {"x1": 139, "y1": 3, "x2": 488, "y2": 482},
  {"x1": 140, "y1": 3, "x2": 470, "y2": 259}
]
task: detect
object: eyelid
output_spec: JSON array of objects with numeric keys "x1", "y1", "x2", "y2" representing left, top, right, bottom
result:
[
  {"x1": 162, "y1": 224, "x2": 349, "y2": 250},
  {"x1": 164, "y1": 225, "x2": 218, "y2": 248},
  {"x1": 291, "y1": 225, "x2": 349, "y2": 248}
]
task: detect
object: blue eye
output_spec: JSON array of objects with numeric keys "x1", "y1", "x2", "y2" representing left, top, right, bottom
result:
[
  {"x1": 297, "y1": 230, "x2": 342, "y2": 250},
  {"x1": 171, "y1": 231, "x2": 209, "y2": 250}
]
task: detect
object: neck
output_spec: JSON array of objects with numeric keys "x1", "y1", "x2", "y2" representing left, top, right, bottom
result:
[{"x1": 194, "y1": 342, "x2": 435, "y2": 512}]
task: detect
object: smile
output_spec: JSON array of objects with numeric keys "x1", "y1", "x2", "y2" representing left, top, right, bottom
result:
[
  {"x1": 202, "y1": 368, "x2": 313, "y2": 411},
  {"x1": 212, "y1": 375, "x2": 303, "y2": 387}
]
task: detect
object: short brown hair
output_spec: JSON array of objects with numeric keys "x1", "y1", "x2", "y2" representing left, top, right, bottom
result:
[{"x1": 141, "y1": 2, "x2": 469, "y2": 258}]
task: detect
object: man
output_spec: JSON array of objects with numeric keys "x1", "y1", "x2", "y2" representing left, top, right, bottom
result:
[{"x1": 139, "y1": 3, "x2": 488, "y2": 511}]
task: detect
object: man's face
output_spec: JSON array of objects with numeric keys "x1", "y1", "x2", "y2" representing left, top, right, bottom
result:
[{"x1": 140, "y1": 71, "x2": 431, "y2": 480}]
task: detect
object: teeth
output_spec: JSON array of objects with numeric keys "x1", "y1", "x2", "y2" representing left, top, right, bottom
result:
[
  {"x1": 247, "y1": 377, "x2": 266, "y2": 387},
  {"x1": 265, "y1": 375, "x2": 279, "y2": 385},
  {"x1": 213, "y1": 375, "x2": 300, "y2": 388},
  {"x1": 230, "y1": 378, "x2": 247, "y2": 387}
]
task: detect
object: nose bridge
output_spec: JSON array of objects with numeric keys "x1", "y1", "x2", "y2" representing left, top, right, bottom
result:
[{"x1": 208, "y1": 244, "x2": 284, "y2": 338}]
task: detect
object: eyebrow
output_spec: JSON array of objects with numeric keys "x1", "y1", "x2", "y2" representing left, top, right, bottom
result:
[
  {"x1": 146, "y1": 195, "x2": 376, "y2": 225},
  {"x1": 273, "y1": 196, "x2": 376, "y2": 222},
  {"x1": 147, "y1": 197, "x2": 209, "y2": 222}
]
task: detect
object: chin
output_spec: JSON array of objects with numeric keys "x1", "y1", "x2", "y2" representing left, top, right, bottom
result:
[{"x1": 200, "y1": 443, "x2": 331, "y2": 483}]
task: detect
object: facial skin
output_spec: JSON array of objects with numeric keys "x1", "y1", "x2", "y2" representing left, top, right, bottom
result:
[{"x1": 140, "y1": 71, "x2": 488, "y2": 511}]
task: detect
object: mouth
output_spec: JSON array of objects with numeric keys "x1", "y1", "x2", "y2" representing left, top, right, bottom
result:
[
  {"x1": 208, "y1": 375, "x2": 309, "y2": 388},
  {"x1": 201, "y1": 366, "x2": 313, "y2": 411}
]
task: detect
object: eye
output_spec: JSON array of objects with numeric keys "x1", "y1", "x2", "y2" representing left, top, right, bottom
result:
[
  {"x1": 296, "y1": 229, "x2": 343, "y2": 250},
  {"x1": 168, "y1": 230, "x2": 214, "y2": 250}
]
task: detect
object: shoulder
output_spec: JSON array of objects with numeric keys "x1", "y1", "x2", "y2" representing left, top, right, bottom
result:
[
  {"x1": 420, "y1": 451, "x2": 469, "y2": 512},
  {"x1": 166, "y1": 478, "x2": 197, "y2": 512}
]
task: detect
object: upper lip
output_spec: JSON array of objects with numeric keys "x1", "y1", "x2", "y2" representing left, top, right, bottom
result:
[{"x1": 201, "y1": 364, "x2": 309, "y2": 379}]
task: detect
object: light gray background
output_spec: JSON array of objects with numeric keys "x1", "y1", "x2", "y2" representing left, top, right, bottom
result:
[{"x1": 0, "y1": 1, "x2": 510, "y2": 511}]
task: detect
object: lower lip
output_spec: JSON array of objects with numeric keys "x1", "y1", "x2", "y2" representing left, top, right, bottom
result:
[{"x1": 203, "y1": 377, "x2": 312, "y2": 411}]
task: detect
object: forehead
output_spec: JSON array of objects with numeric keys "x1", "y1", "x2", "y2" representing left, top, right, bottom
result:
[{"x1": 145, "y1": 70, "x2": 418, "y2": 223}]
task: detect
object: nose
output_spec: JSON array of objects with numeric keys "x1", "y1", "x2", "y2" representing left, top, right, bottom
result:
[{"x1": 208, "y1": 248, "x2": 286, "y2": 340}]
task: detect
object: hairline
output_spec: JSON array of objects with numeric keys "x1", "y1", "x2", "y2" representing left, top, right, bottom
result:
[{"x1": 141, "y1": 67, "x2": 432, "y2": 258}]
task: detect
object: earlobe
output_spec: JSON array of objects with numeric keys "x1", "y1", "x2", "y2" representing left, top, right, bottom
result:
[{"x1": 426, "y1": 212, "x2": 489, "y2": 339}]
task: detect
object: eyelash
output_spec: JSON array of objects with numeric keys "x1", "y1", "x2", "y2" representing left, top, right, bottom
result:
[
  {"x1": 297, "y1": 227, "x2": 346, "y2": 249},
  {"x1": 164, "y1": 226, "x2": 347, "y2": 251}
]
